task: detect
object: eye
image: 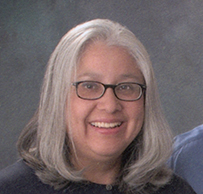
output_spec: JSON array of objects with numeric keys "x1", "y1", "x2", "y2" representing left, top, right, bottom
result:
[
  {"x1": 80, "y1": 81, "x2": 99, "y2": 91},
  {"x1": 118, "y1": 84, "x2": 133, "y2": 91},
  {"x1": 116, "y1": 83, "x2": 140, "y2": 96}
]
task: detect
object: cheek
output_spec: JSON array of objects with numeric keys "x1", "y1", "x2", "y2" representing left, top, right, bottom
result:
[
  {"x1": 67, "y1": 94, "x2": 94, "y2": 129},
  {"x1": 129, "y1": 98, "x2": 144, "y2": 116},
  {"x1": 127, "y1": 100, "x2": 145, "y2": 128}
]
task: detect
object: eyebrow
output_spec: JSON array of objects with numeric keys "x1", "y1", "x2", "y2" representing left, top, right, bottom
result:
[
  {"x1": 76, "y1": 72, "x2": 143, "y2": 82},
  {"x1": 77, "y1": 72, "x2": 102, "y2": 79},
  {"x1": 119, "y1": 74, "x2": 142, "y2": 80}
]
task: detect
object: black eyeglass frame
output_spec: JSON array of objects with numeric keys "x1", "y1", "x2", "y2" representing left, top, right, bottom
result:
[{"x1": 72, "y1": 81, "x2": 146, "y2": 101}]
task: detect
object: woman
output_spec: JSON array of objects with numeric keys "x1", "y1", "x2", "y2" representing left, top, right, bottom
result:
[{"x1": 0, "y1": 19, "x2": 196, "y2": 194}]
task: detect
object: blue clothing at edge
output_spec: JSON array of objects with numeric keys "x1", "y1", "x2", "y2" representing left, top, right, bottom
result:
[{"x1": 169, "y1": 124, "x2": 203, "y2": 194}]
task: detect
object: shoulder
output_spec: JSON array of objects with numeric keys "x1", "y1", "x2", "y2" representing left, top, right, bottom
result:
[
  {"x1": 173, "y1": 124, "x2": 203, "y2": 152},
  {"x1": 0, "y1": 159, "x2": 34, "y2": 187},
  {"x1": 170, "y1": 124, "x2": 203, "y2": 167},
  {"x1": 0, "y1": 159, "x2": 33, "y2": 179},
  {"x1": 169, "y1": 125, "x2": 203, "y2": 194},
  {"x1": 0, "y1": 160, "x2": 60, "y2": 194},
  {"x1": 154, "y1": 174, "x2": 196, "y2": 194},
  {"x1": 170, "y1": 124, "x2": 203, "y2": 165}
]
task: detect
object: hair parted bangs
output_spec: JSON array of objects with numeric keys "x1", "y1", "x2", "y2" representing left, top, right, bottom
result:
[{"x1": 17, "y1": 19, "x2": 172, "y2": 193}]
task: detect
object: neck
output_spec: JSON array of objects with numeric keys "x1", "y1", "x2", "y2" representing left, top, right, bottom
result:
[{"x1": 72, "y1": 155, "x2": 121, "y2": 185}]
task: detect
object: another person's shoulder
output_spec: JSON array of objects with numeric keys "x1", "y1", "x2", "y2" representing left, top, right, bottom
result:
[
  {"x1": 170, "y1": 124, "x2": 203, "y2": 167},
  {"x1": 0, "y1": 160, "x2": 60, "y2": 194},
  {"x1": 154, "y1": 174, "x2": 196, "y2": 194},
  {"x1": 173, "y1": 124, "x2": 203, "y2": 151},
  {"x1": 169, "y1": 124, "x2": 203, "y2": 194}
]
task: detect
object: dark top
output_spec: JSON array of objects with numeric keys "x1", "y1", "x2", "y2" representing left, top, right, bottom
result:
[
  {"x1": 169, "y1": 124, "x2": 203, "y2": 194},
  {"x1": 0, "y1": 160, "x2": 196, "y2": 194}
]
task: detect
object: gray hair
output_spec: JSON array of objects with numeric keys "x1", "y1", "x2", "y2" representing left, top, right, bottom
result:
[{"x1": 17, "y1": 19, "x2": 172, "y2": 193}]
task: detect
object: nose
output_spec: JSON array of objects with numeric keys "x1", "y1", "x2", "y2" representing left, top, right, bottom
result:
[{"x1": 96, "y1": 88, "x2": 122, "y2": 113}]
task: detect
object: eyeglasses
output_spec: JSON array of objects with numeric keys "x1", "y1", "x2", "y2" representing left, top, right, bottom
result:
[{"x1": 72, "y1": 81, "x2": 146, "y2": 101}]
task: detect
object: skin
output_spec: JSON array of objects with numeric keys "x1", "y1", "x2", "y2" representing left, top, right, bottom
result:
[{"x1": 67, "y1": 41, "x2": 145, "y2": 184}]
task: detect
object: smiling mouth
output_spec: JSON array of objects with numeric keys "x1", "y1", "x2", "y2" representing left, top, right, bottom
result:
[{"x1": 90, "y1": 122, "x2": 122, "y2": 129}]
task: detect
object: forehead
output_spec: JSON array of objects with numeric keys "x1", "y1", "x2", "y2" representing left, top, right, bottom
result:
[{"x1": 76, "y1": 41, "x2": 144, "y2": 82}]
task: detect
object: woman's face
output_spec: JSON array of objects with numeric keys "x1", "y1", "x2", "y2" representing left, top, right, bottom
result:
[{"x1": 67, "y1": 41, "x2": 145, "y2": 165}]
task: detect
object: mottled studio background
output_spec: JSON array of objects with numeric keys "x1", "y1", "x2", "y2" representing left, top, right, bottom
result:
[{"x1": 0, "y1": 0, "x2": 203, "y2": 169}]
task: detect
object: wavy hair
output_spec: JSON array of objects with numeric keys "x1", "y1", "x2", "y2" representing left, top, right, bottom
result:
[{"x1": 17, "y1": 19, "x2": 173, "y2": 193}]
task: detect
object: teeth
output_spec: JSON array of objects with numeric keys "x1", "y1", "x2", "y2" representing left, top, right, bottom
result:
[{"x1": 91, "y1": 122, "x2": 121, "y2": 128}]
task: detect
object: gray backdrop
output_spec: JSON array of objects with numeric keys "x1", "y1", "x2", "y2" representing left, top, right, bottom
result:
[{"x1": 0, "y1": 0, "x2": 203, "y2": 170}]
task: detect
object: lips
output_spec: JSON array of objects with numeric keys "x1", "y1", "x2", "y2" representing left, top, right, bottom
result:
[{"x1": 90, "y1": 122, "x2": 122, "y2": 128}]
